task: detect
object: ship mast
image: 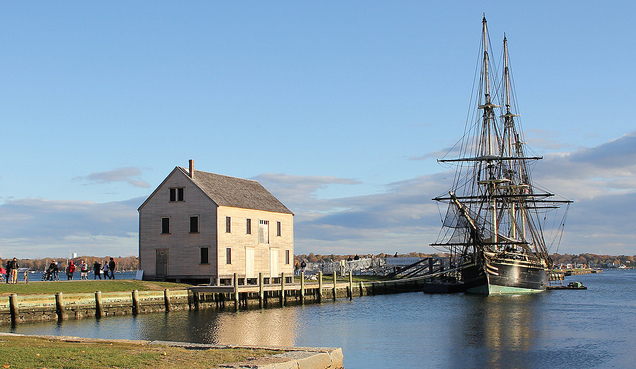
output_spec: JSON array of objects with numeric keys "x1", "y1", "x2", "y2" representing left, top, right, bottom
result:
[
  {"x1": 501, "y1": 34, "x2": 524, "y2": 243},
  {"x1": 478, "y1": 16, "x2": 500, "y2": 244}
]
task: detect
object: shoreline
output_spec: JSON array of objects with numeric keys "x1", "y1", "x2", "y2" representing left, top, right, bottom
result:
[{"x1": 0, "y1": 332, "x2": 344, "y2": 369}]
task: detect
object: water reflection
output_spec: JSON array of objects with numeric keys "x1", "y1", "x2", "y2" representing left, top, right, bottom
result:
[{"x1": 454, "y1": 294, "x2": 543, "y2": 368}]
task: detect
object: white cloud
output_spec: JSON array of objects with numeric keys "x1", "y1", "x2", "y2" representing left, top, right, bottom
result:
[{"x1": 74, "y1": 167, "x2": 150, "y2": 188}]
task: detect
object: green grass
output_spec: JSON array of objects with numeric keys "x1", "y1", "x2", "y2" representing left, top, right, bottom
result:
[
  {"x1": 0, "y1": 334, "x2": 281, "y2": 369},
  {"x1": 0, "y1": 280, "x2": 190, "y2": 297}
]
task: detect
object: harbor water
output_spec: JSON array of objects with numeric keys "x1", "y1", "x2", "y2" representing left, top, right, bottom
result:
[{"x1": 3, "y1": 270, "x2": 635, "y2": 368}]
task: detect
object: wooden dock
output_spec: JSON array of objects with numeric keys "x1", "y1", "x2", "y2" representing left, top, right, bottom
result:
[
  {"x1": 189, "y1": 271, "x2": 437, "y2": 310},
  {"x1": 1, "y1": 272, "x2": 439, "y2": 324}
]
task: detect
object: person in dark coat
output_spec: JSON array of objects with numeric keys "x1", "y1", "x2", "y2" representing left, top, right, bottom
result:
[
  {"x1": 10, "y1": 258, "x2": 19, "y2": 284},
  {"x1": 5, "y1": 259, "x2": 12, "y2": 284},
  {"x1": 108, "y1": 258, "x2": 116, "y2": 279},
  {"x1": 93, "y1": 261, "x2": 102, "y2": 280}
]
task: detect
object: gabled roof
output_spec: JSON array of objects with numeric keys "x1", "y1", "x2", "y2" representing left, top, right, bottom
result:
[{"x1": 138, "y1": 166, "x2": 293, "y2": 215}]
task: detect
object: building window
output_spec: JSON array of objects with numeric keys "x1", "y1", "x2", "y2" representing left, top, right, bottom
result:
[
  {"x1": 161, "y1": 217, "x2": 170, "y2": 234},
  {"x1": 285, "y1": 249, "x2": 290, "y2": 265},
  {"x1": 225, "y1": 248, "x2": 232, "y2": 264},
  {"x1": 200, "y1": 247, "x2": 209, "y2": 264},
  {"x1": 277, "y1": 221, "x2": 282, "y2": 236},
  {"x1": 246, "y1": 218, "x2": 252, "y2": 234},
  {"x1": 226, "y1": 216, "x2": 231, "y2": 233},
  {"x1": 258, "y1": 220, "x2": 269, "y2": 244},
  {"x1": 190, "y1": 216, "x2": 199, "y2": 233},
  {"x1": 169, "y1": 188, "x2": 184, "y2": 202}
]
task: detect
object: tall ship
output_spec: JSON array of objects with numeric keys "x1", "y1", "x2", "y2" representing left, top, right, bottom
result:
[{"x1": 431, "y1": 17, "x2": 572, "y2": 294}]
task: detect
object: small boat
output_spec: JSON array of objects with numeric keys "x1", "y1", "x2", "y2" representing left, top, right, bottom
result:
[
  {"x1": 547, "y1": 281, "x2": 587, "y2": 290},
  {"x1": 430, "y1": 16, "x2": 572, "y2": 295}
]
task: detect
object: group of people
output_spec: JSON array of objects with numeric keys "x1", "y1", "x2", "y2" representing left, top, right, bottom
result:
[
  {"x1": 92, "y1": 258, "x2": 117, "y2": 280},
  {"x1": 2, "y1": 257, "x2": 21, "y2": 284},
  {"x1": 42, "y1": 257, "x2": 117, "y2": 281}
]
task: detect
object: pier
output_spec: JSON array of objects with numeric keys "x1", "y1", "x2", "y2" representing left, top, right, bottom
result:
[
  {"x1": 189, "y1": 271, "x2": 435, "y2": 310},
  {"x1": 0, "y1": 271, "x2": 436, "y2": 324}
]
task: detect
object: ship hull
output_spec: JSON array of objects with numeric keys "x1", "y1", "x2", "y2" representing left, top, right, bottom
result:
[{"x1": 462, "y1": 258, "x2": 548, "y2": 295}]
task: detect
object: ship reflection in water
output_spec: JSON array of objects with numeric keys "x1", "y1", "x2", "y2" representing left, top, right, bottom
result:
[{"x1": 456, "y1": 294, "x2": 541, "y2": 369}]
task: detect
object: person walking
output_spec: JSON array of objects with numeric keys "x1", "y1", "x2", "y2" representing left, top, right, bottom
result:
[
  {"x1": 5, "y1": 259, "x2": 12, "y2": 284},
  {"x1": 66, "y1": 260, "x2": 76, "y2": 280},
  {"x1": 10, "y1": 258, "x2": 19, "y2": 284},
  {"x1": 80, "y1": 261, "x2": 88, "y2": 280},
  {"x1": 102, "y1": 261, "x2": 109, "y2": 279},
  {"x1": 52, "y1": 261, "x2": 60, "y2": 281},
  {"x1": 93, "y1": 261, "x2": 102, "y2": 279},
  {"x1": 108, "y1": 258, "x2": 116, "y2": 279}
]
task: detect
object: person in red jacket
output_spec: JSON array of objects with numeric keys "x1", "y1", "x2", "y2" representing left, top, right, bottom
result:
[{"x1": 66, "y1": 260, "x2": 76, "y2": 280}]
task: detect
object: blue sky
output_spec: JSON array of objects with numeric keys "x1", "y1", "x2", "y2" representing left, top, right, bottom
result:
[{"x1": 0, "y1": 1, "x2": 635, "y2": 258}]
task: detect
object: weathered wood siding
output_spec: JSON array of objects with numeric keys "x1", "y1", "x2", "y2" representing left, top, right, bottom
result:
[
  {"x1": 139, "y1": 169, "x2": 218, "y2": 280},
  {"x1": 217, "y1": 206, "x2": 294, "y2": 279},
  {"x1": 139, "y1": 168, "x2": 294, "y2": 282}
]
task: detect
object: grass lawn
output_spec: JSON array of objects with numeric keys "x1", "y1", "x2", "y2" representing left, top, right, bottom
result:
[
  {"x1": 0, "y1": 280, "x2": 190, "y2": 297},
  {"x1": 0, "y1": 334, "x2": 282, "y2": 369}
]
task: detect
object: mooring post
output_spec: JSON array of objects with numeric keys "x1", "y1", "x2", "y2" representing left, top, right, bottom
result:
[
  {"x1": 348, "y1": 271, "x2": 353, "y2": 300},
  {"x1": 280, "y1": 272, "x2": 285, "y2": 306},
  {"x1": 258, "y1": 272, "x2": 264, "y2": 308},
  {"x1": 233, "y1": 273, "x2": 239, "y2": 309},
  {"x1": 164, "y1": 289, "x2": 171, "y2": 312},
  {"x1": 9, "y1": 294, "x2": 18, "y2": 324},
  {"x1": 193, "y1": 291, "x2": 200, "y2": 310},
  {"x1": 55, "y1": 292, "x2": 65, "y2": 321},
  {"x1": 359, "y1": 281, "x2": 364, "y2": 297},
  {"x1": 318, "y1": 271, "x2": 323, "y2": 302},
  {"x1": 95, "y1": 291, "x2": 103, "y2": 317},
  {"x1": 333, "y1": 272, "x2": 337, "y2": 301},
  {"x1": 300, "y1": 271, "x2": 305, "y2": 304},
  {"x1": 132, "y1": 290, "x2": 140, "y2": 315}
]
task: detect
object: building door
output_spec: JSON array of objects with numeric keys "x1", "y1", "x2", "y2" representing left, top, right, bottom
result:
[
  {"x1": 156, "y1": 249, "x2": 168, "y2": 277},
  {"x1": 245, "y1": 247, "x2": 255, "y2": 279},
  {"x1": 270, "y1": 248, "x2": 279, "y2": 277}
]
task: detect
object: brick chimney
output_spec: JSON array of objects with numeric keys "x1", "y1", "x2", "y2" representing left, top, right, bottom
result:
[{"x1": 189, "y1": 159, "x2": 194, "y2": 178}]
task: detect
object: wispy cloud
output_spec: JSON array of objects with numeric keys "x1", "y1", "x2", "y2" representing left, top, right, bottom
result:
[
  {"x1": 74, "y1": 167, "x2": 150, "y2": 188},
  {"x1": 0, "y1": 197, "x2": 143, "y2": 258}
]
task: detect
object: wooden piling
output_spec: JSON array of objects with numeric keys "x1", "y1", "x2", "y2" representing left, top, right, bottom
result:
[
  {"x1": 55, "y1": 292, "x2": 65, "y2": 321},
  {"x1": 232, "y1": 273, "x2": 239, "y2": 309},
  {"x1": 258, "y1": 272, "x2": 264, "y2": 308},
  {"x1": 318, "y1": 271, "x2": 323, "y2": 302},
  {"x1": 300, "y1": 271, "x2": 305, "y2": 304},
  {"x1": 9, "y1": 294, "x2": 18, "y2": 324},
  {"x1": 348, "y1": 271, "x2": 353, "y2": 300},
  {"x1": 164, "y1": 289, "x2": 171, "y2": 312},
  {"x1": 280, "y1": 272, "x2": 286, "y2": 306},
  {"x1": 333, "y1": 272, "x2": 337, "y2": 301},
  {"x1": 132, "y1": 290, "x2": 140, "y2": 315},
  {"x1": 193, "y1": 291, "x2": 200, "y2": 310},
  {"x1": 95, "y1": 291, "x2": 103, "y2": 317}
]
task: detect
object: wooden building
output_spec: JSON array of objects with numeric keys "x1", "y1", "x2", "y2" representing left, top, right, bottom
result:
[{"x1": 138, "y1": 160, "x2": 294, "y2": 283}]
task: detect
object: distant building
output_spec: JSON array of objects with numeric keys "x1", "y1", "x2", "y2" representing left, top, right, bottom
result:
[{"x1": 138, "y1": 160, "x2": 294, "y2": 283}]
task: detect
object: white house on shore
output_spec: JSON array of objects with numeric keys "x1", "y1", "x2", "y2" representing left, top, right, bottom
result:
[{"x1": 138, "y1": 160, "x2": 294, "y2": 284}]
